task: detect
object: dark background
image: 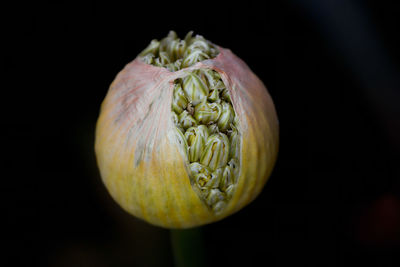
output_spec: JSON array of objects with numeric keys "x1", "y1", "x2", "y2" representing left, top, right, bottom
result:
[{"x1": 3, "y1": 0, "x2": 400, "y2": 266}]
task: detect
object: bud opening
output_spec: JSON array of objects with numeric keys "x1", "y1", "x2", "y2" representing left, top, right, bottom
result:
[{"x1": 140, "y1": 31, "x2": 241, "y2": 213}]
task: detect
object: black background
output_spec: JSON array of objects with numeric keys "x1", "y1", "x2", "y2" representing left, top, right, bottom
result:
[{"x1": 3, "y1": 1, "x2": 400, "y2": 266}]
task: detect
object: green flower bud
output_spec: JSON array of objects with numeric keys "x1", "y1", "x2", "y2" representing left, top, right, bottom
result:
[
  {"x1": 214, "y1": 80, "x2": 225, "y2": 91},
  {"x1": 225, "y1": 185, "x2": 236, "y2": 200},
  {"x1": 182, "y1": 72, "x2": 209, "y2": 105},
  {"x1": 205, "y1": 188, "x2": 225, "y2": 206},
  {"x1": 183, "y1": 31, "x2": 194, "y2": 44},
  {"x1": 171, "y1": 83, "x2": 188, "y2": 114},
  {"x1": 142, "y1": 53, "x2": 155, "y2": 65},
  {"x1": 208, "y1": 88, "x2": 220, "y2": 102},
  {"x1": 166, "y1": 63, "x2": 178, "y2": 72},
  {"x1": 186, "y1": 38, "x2": 210, "y2": 54},
  {"x1": 172, "y1": 111, "x2": 184, "y2": 133},
  {"x1": 194, "y1": 99, "x2": 221, "y2": 124},
  {"x1": 182, "y1": 49, "x2": 210, "y2": 68},
  {"x1": 220, "y1": 165, "x2": 233, "y2": 192},
  {"x1": 213, "y1": 200, "x2": 227, "y2": 213},
  {"x1": 217, "y1": 101, "x2": 234, "y2": 131},
  {"x1": 172, "y1": 111, "x2": 179, "y2": 126},
  {"x1": 201, "y1": 70, "x2": 224, "y2": 90},
  {"x1": 195, "y1": 172, "x2": 212, "y2": 189},
  {"x1": 227, "y1": 158, "x2": 240, "y2": 184},
  {"x1": 179, "y1": 110, "x2": 197, "y2": 130},
  {"x1": 229, "y1": 124, "x2": 240, "y2": 159},
  {"x1": 189, "y1": 162, "x2": 211, "y2": 178},
  {"x1": 139, "y1": 39, "x2": 160, "y2": 57},
  {"x1": 174, "y1": 126, "x2": 188, "y2": 156},
  {"x1": 159, "y1": 31, "x2": 178, "y2": 52},
  {"x1": 212, "y1": 79, "x2": 225, "y2": 92},
  {"x1": 166, "y1": 39, "x2": 186, "y2": 62},
  {"x1": 205, "y1": 167, "x2": 223, "y2": 188},
  {"x1": 159, "y1": 51, "x2": 171, "y2": 65},
  {"x1": 174, "y1": 59, "x2": 183, "y2": 70},
  {"x1": 191, "y1": 163, "x2": 213, "y2": 190},
  {"x1": 185, "y1": 125, "x2": 209, "y2": 162},
  {"x1": 207, "y1": 123, "x2": 219, "y2": 134},
  {"x1": 200, "y1": 133, "x2": 230, "y2": 171},
  {"x1": 153, "y1": 57, "x2": 163, "y2": 67},
  {"x1": 221, "y1": 88, "x2": 231, "y2": 102}
]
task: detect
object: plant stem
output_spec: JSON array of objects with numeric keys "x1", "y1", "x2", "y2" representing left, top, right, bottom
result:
[{"x1": 170, "y1": 227, "x2": 205, "y2": 267}]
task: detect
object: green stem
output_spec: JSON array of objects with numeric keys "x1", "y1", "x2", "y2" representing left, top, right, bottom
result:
[{"x1": 170, "y1": 227, "x2": 206, "y2": 267}]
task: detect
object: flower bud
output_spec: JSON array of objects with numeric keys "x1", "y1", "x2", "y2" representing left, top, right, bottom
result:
[
  {"x1": 189, "y1": 162, "x2": 211, "y2": 177},
  {"x1": 221, "y1": 88, "x2": 231, "y2": 102},
  {"x1": 167, "y1": 39, "x2": 186, "y2": 62},
  {"x1": 95, "y1": 31, "x2": 279, "y2": 228},
  {"x1": 208, "y1": 88, "x2": 220, "y2": 102},
  {"x1": 179, "y1": 110, "x2": 197, "y2": 130},
  {"x1": 139, "y1": 40, "x2": 160, "y2": 57},
  {"x1": 159, "y1": 51, "x2": 171, "y2": 65},
  {"x1": 205, "y1": 189, "x2": 225, "y2": 206},
  {"x1": 220, "y1": 165, "x2": 233, "y2": 192},
  {"x1": 171, "y1": 83, "x2": 188, "y2": 114},
  {"x1": 217, "y1": 101, "x2": 234, "y2": 132},
  {"x1": 200, "y1": 133, "x2": 230, "y2": 171},
  {"x1": 185, "y1": 125, "x2": 209, "y2": 162},
  {"x1": 213, "y1": 200, "x2": 227, "y2": 213},
  {"x1": 228, "y1": 158, "x2": 240, "y2": 184},
  {"x1": 194, "y1": 99, "x2": 222, "y2": 124},
  {"x1": 159, "y1": 31, "x2": 178, "y2": 52},
  {"x1": 182, "y1": 72, "x2": 209, "y2": 105},
  {"x1": 182, "y1": 50, "x2": 210, "y2": 68},
  {"x1": 207, "y1": 123, "x2": 219, "y2": 135},
  {"x1": 205, "y1": 168, "x2": 223, "y2": 189},
  {"x1": 229, "y1": 124, "x2": 240, "y2": 159},
  {"x1": 225, "y1": 185, "x2": 236, "y2": 200},
  {"x1": 171, "y1": 111, "x2": 182, "y2": 130},
  {"x1": 186, "y1": 37, "x2": 210, "y2": 54},
  {"x1": 195, "y1": 171, "x2": 212, "y2": 189},
  {"x1": 141, "y1": 53, "x2": 155, "y2": 65},
  {"x1": 204, "y1": 70, "x2": 225, "y2": 91},
  {"x1": 174, "y1": 127, "x2": 188, "y2": 156}
]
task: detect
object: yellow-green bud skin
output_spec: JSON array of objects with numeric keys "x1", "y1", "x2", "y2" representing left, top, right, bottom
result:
[{"x1": 95, "y1": 31, "x2": 279, "y2": 228}]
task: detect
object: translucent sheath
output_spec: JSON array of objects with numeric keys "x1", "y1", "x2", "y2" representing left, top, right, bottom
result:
[{"x1": 95, "y1": 47, "x2": 279, "y2": 228}]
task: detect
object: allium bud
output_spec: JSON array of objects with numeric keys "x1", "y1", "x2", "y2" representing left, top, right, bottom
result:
[{"x1": 95, "y1": 31, "x2": 279, "y2": 228}]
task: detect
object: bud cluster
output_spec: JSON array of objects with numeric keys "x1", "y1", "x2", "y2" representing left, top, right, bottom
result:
[
  {"x1": 141, "y1": 31, "x2": 241, "y2": 213},
  {"x1": 140, "y1": 31, "x2": 219, "y2": 72}
]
